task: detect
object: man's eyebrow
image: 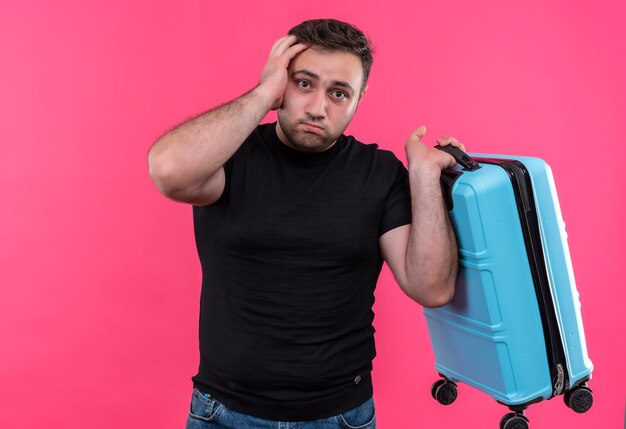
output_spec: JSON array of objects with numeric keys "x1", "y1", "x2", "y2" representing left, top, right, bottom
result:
[
  {"x1": 292, "y1": 69, "x2": 355, "y2": 95},
  {"x1": 293, "y1": 69, "x2": 320, "y2": 80}
]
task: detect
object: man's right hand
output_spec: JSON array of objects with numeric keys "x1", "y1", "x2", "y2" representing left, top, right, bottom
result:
[
  {"x1": 257, "y1": 35, "x2": 309, "y2": 110},
  {"x1": 149, "y1": 35, "x2": 308, "y2": 206}
]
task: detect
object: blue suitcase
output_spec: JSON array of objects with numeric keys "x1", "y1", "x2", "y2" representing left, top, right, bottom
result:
[{"x1": 424, "y1": 148, "x2": 594, "y2": 428}]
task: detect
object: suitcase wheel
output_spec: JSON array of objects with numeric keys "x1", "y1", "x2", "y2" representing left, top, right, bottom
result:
[
  {"x1": 564, "y1": 385, "x2": 593, "y2": 413},
  {"x1": 499, "y1": 412, "x2": 529, "y2": 429},
  {"x1": 431, "y1": 378, "x2": 458, "y2": 405}
]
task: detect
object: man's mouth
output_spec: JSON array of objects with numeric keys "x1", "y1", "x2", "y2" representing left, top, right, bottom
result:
[{"x1": 300, "y1": 121, "x2": 325, "y2": 134}]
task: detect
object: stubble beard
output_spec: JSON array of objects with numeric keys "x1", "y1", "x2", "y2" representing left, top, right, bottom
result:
[{"x1": 277, "y1": 111, "x2": 346, "y2": 153}]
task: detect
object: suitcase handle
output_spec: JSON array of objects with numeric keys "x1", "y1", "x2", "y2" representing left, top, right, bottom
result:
[{"x1": 435, "y1": 145, "x2": 481, "y2": 171}]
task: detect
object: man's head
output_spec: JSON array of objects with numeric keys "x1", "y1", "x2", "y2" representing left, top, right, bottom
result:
[
  {"x1": 287, "y1": 19, "x2": 373, "y2": 92},
  {"x1": 276, "y1": 19, "x2": 374, "y2": 153}
]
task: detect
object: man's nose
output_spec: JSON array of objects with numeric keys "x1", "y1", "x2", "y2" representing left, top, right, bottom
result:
[{"x1": 305, "y1": 91, "x2": 326, "y2": 119}]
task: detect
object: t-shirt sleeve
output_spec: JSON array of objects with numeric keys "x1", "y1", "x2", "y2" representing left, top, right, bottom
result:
[{"x1": 380, "y1": 159, "x2": 412, "y2": 236}]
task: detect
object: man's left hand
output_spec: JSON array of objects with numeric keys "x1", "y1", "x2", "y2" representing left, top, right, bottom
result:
[{"x1": 405, "y1": 125, "x2": 466, "y2": 175}]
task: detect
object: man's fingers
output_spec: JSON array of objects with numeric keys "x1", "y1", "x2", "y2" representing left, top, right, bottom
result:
[
  {"x1": 412, "y1": 131, "x2": 465, "y2": 152},
  {"x1": 269, "y1": 35, "x2": 297, "y2": 56},
  {"x1": 406, "y1": 128, "x2": 468, "y2": 169},
  {"x1": 411, "y1": 125, "x2": 427, "y2": 141},
  {"x1": 436, "y1": 136, "x2": 455, "y2": 145},
  {"x1": 268, "y1": 35, "x2": 308, "y2": 66},
  {"x1": 436, "y1": 136, "x2": 465, "y2": 152},
  {"x1": 275, "y1": 35, "x2": 305, "y2": 55},
  {"x1": 284, "y1": 42, "x2": 309, "y2": 59}
]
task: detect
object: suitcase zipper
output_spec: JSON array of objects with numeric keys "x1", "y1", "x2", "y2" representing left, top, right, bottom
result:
[
  {"x1": 473, "y1": 158, "x2": 570, "y2": 398},
  {"x1": 555, "y1": 363, "x2": 565, "y2": 396}
]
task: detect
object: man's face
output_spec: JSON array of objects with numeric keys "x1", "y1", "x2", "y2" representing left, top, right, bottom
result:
[{"x1": 276, "y1": 47, "x2": 366, "y2": 153}]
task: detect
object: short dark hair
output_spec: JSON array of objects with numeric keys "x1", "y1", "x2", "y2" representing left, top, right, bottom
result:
[{"x1": 288, "y1": 19, "x2": 374, "y2": 91}]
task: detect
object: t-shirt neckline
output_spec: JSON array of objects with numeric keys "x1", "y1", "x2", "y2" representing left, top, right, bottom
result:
[{"x1": 263, "y1": 122, "x2": 343, "y2": 166}]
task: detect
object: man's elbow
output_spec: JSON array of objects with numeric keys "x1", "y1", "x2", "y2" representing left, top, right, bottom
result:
[
  {"x1": 148, "y1": 151, "x2": 222, "y2": 206},
  {"x1": 419, "y1": 286, "x2": 455, "y2": 308},
  {"x1": 405, "y1": 278, "x2": 456, "y2": 308},
  {"x1": 148, "y1": 150, "x2": 179, "y2": 197},
  {"x1": 149, "y1": 150, "x2": 202, "y2": 204}
]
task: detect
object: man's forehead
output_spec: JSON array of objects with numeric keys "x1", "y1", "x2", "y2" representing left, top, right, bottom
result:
[{"x1": 289, "y1": 47, "x2": 363, "y2": 87}]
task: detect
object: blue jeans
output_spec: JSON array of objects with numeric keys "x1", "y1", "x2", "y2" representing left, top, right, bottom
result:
[{"x1": 185, "y1": 388, "x2": 376, "y2": 429}]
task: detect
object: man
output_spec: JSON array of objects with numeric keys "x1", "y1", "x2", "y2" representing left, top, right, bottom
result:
[{"x1": 149, "y1": 19, "x2": 463, "y2": 429}]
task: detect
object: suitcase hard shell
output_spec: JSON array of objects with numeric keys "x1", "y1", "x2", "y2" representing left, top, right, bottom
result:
[{"x1": 424, "y1": 150, "x2": 593, "y2": 428}]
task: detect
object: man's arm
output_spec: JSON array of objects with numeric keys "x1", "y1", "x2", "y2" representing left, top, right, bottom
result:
[
  {"x1": 380, "y1": 126, "x2": 461, "y2": 308},
  {"x1": 147, "y1": 35, "x2": 308, "y2": 205}
]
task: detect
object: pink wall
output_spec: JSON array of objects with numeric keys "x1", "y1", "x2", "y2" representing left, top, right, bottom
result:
[{"x1": 1, "y1": 1, "x2": 624, "y2": 428}]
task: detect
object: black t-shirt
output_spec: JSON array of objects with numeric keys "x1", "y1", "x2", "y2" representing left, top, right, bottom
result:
[{"x1": 191, "y1": 122, "x2": 412, "y2": 420}]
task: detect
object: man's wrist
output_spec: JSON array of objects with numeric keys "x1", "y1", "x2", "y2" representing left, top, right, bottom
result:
[
  {"x1": 250, "y1": 83, "x2": 280, "y2": 111},
  {"x1": 408, "y1": 161, "x2": 442, "y2": 183}
]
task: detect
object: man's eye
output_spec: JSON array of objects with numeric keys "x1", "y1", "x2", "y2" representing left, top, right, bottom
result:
[
  {"x1": 332, "y1": 90, "x2": 347, "y2": 99},
  {"x1": 298, "y1": 80, "x2": 311, "y2": 88}
]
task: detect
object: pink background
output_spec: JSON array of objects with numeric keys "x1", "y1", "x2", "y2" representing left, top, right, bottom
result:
[{"x1": 1, "y1": 1, "x2": 624, "y2": 428}]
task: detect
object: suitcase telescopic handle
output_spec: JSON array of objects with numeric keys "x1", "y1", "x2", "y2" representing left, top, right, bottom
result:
[{"x1": 435, "y1": 145, "x2": 481, "y2": 171}]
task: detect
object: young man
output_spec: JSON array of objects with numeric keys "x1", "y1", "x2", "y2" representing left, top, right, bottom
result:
[{"x1": 149, "y1": 19, "x2": 463, "y2": 429}]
